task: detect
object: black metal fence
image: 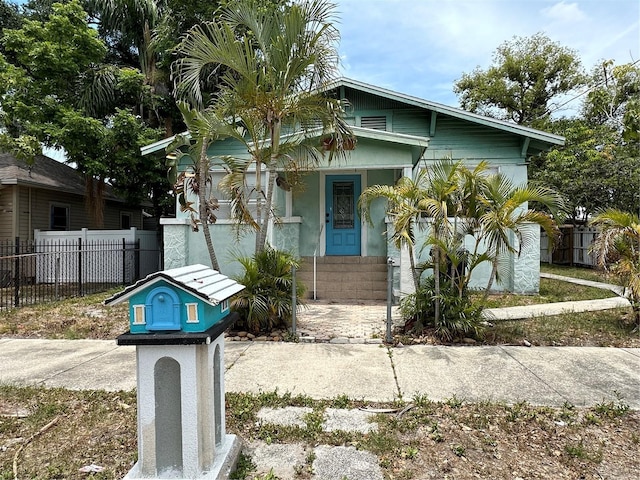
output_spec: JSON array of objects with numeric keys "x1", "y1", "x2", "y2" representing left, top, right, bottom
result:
[{"x1": 0, "y1": 237, "x2": 161, "y2": 311}]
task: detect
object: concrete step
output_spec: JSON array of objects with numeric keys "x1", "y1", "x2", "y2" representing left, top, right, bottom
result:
[{"x1": 296, "y1": 256, "x2": 389, "y2": 301}]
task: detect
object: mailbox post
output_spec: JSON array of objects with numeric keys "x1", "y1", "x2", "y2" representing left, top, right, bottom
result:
[{"x1": 105, "y1": 264, "x2": 245, "y2": 479}]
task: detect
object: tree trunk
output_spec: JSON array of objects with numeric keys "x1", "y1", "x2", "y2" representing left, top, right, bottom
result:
[
  {"x1": 255, "y1": 117, "x2": 281, "y2": 254},
  {"x1": 433, "y1": 246, "x2": 441, "y2": 325},
  {"x1": 254, "y1": 156, "x2": 263, "y2": 253},
  {"x1": 198, "y1": 139, "x2": 220, "y2": 271},
  {"x1": 409, "y1": 243, "x2": 419, "y2": 291},
  {"x1": 482, "y1": 258, "x2": 499, "y2": 303},
  {"x1": 257, "y1": 166, "x2": 277, "y2": 254}
]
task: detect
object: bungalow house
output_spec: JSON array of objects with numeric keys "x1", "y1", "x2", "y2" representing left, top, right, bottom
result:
[
  {"x1": 0, "y1": 152, "x2": 147, "y2": 242},
  {"x1": 143, "y1": 78, "x2": 564, "y2": 301}
]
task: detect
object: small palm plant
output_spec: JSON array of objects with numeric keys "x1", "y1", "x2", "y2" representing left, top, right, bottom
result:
[
  {"x1": 590, "y1": 209, "x2": 640, "y2": 329},
  {"x1": 231, "y1": 247, "x2": 306, "y2": 333}
]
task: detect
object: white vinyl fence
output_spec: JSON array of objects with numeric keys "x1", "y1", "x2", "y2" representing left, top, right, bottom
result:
[{"x1": 34, "y1": 228, "x2": 160, "y2": 284}]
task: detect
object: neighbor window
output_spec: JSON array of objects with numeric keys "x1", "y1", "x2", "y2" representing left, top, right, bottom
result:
[
  {"x1": 121, "y1": 213, "x2": 131, "y2": 229},
  {"x1": 205, "y1": 165, "x2": 268, "y2": 220},
  {"x1": 50, "y1": 204, "x2": 69, "y2": 230},
  {"x1": 221, "y1": 299, "x2": 229, "y2": 313}
]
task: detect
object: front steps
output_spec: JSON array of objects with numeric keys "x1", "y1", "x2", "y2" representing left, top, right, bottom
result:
[{"x1": 297, "y1": 256, "x2": 388, "y2": 302}]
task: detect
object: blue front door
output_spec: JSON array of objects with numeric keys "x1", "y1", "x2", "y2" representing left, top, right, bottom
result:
[{"x1": 325, "y1": 175, "x2": 361, "y2": 256}]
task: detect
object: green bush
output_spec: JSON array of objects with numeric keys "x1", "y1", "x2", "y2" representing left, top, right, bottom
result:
[
  {"x1": 232, "y1": 247, "x2": 306, "y2": 333},
  {"x1": 399, "y1": 276, "x2": 484, "y2": 341}
]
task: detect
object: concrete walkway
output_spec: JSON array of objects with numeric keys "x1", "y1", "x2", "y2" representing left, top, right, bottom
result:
[
  {"x1": 541, "y1": 272, "x2": 626, "y2": 295},
  {"x1": 0, "y1": 338, "x2": 638, "y2": 409}
]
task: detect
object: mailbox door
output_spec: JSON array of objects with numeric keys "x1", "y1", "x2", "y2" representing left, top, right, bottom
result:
[{"x1": 145, "y1": 287, "x2": 181, "y2": 331}]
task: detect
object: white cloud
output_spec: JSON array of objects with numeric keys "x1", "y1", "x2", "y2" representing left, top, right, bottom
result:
[
  {"x1": 542, "y1": 2, "x2": 588, "y2": 22},
  {"x1": 334, "y1": 0, "x2": 639, "y2": 108}
]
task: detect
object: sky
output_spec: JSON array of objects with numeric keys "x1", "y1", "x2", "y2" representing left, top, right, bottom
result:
[{"x1": 334, "y1": 0, "x2": 640, "y2": 114}]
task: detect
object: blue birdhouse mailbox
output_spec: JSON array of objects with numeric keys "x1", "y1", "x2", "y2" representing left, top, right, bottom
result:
[
  {"x1": 105, "y1": 264, "x2": 245, "y2": 335},
  {"x1": 106, "y1": 265, "x2": 245, "y2": 479}
]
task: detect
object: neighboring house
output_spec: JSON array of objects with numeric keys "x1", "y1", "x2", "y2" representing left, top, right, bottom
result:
[
  {"x1": 0, "y1": 152, "x2": 146, "y2": 242},
  {"x1": 143, "y1": 78, "x2": 564, "y2": 301}
]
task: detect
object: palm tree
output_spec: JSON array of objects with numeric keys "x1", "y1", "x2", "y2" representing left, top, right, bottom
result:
[
  {"x1": 360, "y1": 159, "x2": 467, "y2": 323},
  {"x1": 477, "y1": 174, "x2": 564, "y2": 300},
  {"x1": 359, "y1": 174, "x2": 429, "y2": 291},
  {"x1": 590, "y1": 209, "x2": 640, "y2": 328},
  {"x1": 166, "y1": 102, "x2": 246, "y2": 270},
  {"x1": 172, "y1": 0, "x2": 354, "y2": 254}
]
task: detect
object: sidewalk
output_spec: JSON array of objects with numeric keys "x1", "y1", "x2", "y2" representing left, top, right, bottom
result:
[{"x1": 1, "y1": 338, "x2": 638, "y2": 409}]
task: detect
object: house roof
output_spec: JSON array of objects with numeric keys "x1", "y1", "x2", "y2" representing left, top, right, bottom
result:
[
  {"x1": 104, "y1": 264, "x2": 245, "y2": 307},
  {"x1": 325, "y1": 78, "x2": 565, "y2": 146},
  {"x1": 141, "y1": 124, "x2": 430, "y2": 158},
  {"x1": 0, "y1": 152, "x2": 122, "y2": 201},
  {"x1": 141, "y1": 76, "x2": 564, "y2": 156}
]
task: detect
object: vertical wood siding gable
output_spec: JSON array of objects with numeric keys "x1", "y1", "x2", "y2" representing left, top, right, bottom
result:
[
  {"x1": 392, "y1": 109, "x2": 430, "y2": 137},
  {"x1": 426, "y1": 116, "x2": 521, "y2": 161}
]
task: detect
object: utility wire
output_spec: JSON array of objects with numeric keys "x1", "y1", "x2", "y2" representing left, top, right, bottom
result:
[{"x1": 544, "y1": 58, "x2": 640, "y2": 117}]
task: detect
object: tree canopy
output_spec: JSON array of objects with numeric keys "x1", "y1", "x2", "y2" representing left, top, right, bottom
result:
[
  {"x1": 454, "y1": 32, "x2": 586, "y2": 127},
  {"x1": 455, "y1": 33, "x2": 639, "y2": 220},
  {"x1": 172, "y1": 0, "x2": 354, "y2": 257},
  {"x1": 0, "y1": 0, "x2": 170, "y2": 224},
  {"x1": 530, "y1": 61, "x2": 640, "y2": 221}
]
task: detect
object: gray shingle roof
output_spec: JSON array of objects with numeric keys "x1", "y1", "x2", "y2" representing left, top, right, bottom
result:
[{"x1": 0, "y1": 153, "x2": 121, "y2": 200}]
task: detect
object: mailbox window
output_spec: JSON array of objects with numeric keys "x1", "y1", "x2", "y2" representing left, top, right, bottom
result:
[
  {"x1": 133, "y1": 305, "x2": 146, "y2": 325},
  {"x1": 186, "y1": 303, "x2": 199, "y2": 323},
  {"x1": 221, "y1": 299, "x2": 229, "y2": 313}
]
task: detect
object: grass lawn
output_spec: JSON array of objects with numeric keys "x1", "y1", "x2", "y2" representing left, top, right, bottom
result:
[
  {"x1": 479, "y1": 264, "x2": 639, "y2": 348},
  {"x1": 1, "y1": 386, "x2": 638, "y2": 480},
  {"x1": 477, "y1": 277, "x2": 616, "y2": 309},
  {"x1": 0, "y1": 264, "x2": 637, "y2": 347},
  {"x1": 540, "y1": 263, "x2": 624, "y2": 285}
]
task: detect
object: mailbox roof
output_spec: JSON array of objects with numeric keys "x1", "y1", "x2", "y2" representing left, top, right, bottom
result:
[{"x1": 104, "y1": 264, "x2": 245, "y2": 307}]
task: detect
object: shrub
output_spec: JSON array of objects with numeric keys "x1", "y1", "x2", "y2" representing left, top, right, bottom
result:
[
  {"x1": 399, "y1": 276, "x2": 484, "y2": 341},
  {"x1": 232, "y1": 247, "x2": 306, "y2": 333}
]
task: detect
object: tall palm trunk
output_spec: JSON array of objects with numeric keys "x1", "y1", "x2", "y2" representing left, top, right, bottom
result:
[
  {"x1": 408, "y1": 242, "x2": 420, "y2": 291},
  {"x1": 483, "y1": 258, "x2": 499, "y2": 302},
  {"x1": 258, "y1": 165, "x2": 277, "y2": 252},
  {"x1": 198, "y1": 139, "x2": 220, "y2": 270},
  {"x1": 432, "y1": 224, "x2": 442, "y2": 325},
  {"x1": 434, "y1": 246, "x2": 441, "y2": 324},
  {"x1": 254, "y1": 156, "x2": 263, "y2": 253},
  {"x1": 256, "y1": 118, "x2": 281, "y2": 254}
]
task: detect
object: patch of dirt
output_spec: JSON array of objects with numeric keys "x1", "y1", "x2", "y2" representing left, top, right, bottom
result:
[
  {"x1": 0, "y1": 294, "x2": 129, "y2": 339},
  {"x1": 0, "y1": 387, "x2": 137, "y2": 480},
  {"x1": 382, "y1": 404, "x2": 640, "y2": 479}
]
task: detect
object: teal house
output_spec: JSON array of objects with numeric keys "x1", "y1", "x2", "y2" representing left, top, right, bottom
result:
[
  {"x1": 105, "y1": 264, "x2": 245, "y2": 334},
  {"x1": 143, "y1": 78, "x2": 564, "y2": 301}
]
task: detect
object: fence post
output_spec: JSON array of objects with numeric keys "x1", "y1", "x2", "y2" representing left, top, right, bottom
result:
[
  {"x1": 291, "y1": 264, "x2": 297, "y2": 336},
  {"x1": 55, "y1": 256, "x2": 60, "y2": 301},
  {"x1": 386, "y1": 257, "x2": 394, "y2": 344},
  {"x1": 122, "y1": 238, "x2": 126, "y2": 285},
  {"x1": 13, "y1": 237, "x2": 20, "y2": 308},
  {"x1": 135, "y1": 239, "x2": 140, "y2": 282},
  {"x1": 78, "y1": 238, "x2": 83, "y2": 297}
]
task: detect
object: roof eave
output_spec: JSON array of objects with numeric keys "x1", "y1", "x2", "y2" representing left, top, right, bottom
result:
[{"x1": 329, "y1": 77, "x2": 565, "y2": 146}]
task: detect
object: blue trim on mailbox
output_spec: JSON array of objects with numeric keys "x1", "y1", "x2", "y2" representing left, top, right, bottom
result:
[
  {"x1": 126, "y1": 278, "x2": 233, "y2": 334},
  {"x1": 145, "y1": 286, "x2": 181, "y2": 331}
]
